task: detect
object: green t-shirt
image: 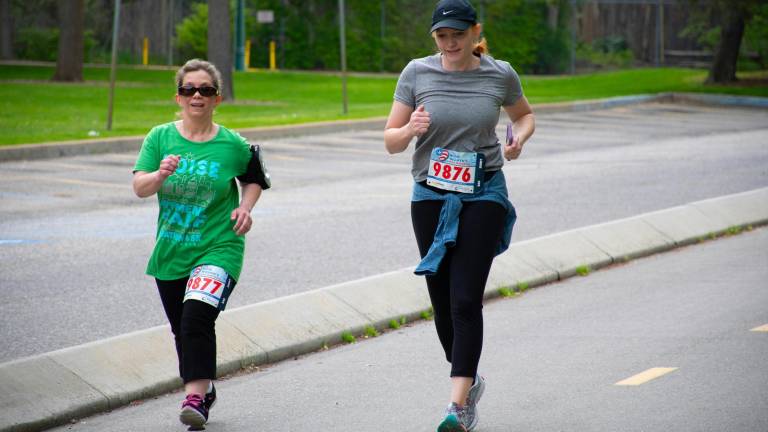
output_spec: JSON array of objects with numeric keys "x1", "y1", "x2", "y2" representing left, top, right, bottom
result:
[{"x1": 134, "y1": 122, "x2": 251, "y2": 281}]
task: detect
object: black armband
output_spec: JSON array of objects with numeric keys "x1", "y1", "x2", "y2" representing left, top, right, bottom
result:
[{"x1": 237, "y1": 144, "x2": 271, "y2": 190}]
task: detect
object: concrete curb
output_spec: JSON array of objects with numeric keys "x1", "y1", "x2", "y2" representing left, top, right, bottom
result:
[
  {"x1": 3, "y1": 92, "x2": 766, "y2": 163},
  {"x1": 1, "y1": 187, "x2": 766, "y2": 432}
]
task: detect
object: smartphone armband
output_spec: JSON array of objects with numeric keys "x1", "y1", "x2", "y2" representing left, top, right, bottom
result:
[{"x1": 237, "y1": 144, "x2": 272, "y2": 190}]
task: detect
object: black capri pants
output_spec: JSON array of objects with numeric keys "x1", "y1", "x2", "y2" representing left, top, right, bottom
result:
[
  {"x1": 412, "y1": 195, "x2": 507, "y2": 378},
  {"x1": 156, "y1": 276, "x2": 237, "y2": 384}
]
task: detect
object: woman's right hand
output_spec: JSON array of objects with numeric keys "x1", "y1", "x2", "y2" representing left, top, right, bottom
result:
[
  {"x1": 158, "y1": 155, "x2": 180, "y2": 179},
  {"x1": 408, "y1": 105, "x2": 431, "y2": 137}
]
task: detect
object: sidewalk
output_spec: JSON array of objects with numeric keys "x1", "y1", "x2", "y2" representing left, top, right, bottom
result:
[
  {"x1": 1, "y1": 187, "x2": 767, "y2": 432},
  {"x1": 48, "y1": 214, "x2": 768, "y2": 431}
]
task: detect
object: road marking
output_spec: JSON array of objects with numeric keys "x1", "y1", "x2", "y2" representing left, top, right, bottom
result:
[
  {"x1": 1, "y1": 175, "x2": 127, "y2": 189},
  {"x1": 750, "y1": 324, "x2": 768, "y2": 332},
  {"x1": 28, "y1": 160, "x2": 98, "y2": 170},
  {"x1": 615, "y1": 367, "x2": 678, "y2": 386},
  {"x1": 0, "y1": 239, "x2": 40, "y2": 245},
  {"x1": 270, "y1": 154, "x2": 305, "y2": 161},
  {"x1": 273, "y1": 141, "x2": 384, "y2": 156}
]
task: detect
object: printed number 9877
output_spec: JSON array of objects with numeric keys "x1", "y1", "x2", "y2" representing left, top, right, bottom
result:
[
  {"x1": 187, "y1": 277, "x2": 223, "y2": 293},
  {"x1": 433, "y1": 162, "x2": 471, "y2": 182}
]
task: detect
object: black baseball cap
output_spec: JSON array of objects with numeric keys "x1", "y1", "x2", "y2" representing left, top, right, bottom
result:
[{"x1": 430, "y1": 0, "x2": 477, "y2": 33}]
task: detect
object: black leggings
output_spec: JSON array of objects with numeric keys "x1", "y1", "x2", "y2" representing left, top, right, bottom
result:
[
  {"x1": 156, "y1": 277, "x2": 236, "y2": 384},
  {"x1": 412, "y1": 199, "x2": 507, "y2": 378}
]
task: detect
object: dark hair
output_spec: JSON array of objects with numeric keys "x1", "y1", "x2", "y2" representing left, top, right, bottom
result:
[{"x1": 175, "y1": 59, "x2": 223, "y2": 90}]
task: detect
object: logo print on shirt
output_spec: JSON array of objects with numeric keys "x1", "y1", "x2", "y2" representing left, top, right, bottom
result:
[{"x1": 442, "y1": 10, "x2": 454, "y2": 15}]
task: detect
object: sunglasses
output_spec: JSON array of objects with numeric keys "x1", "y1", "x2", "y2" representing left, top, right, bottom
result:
[{"x1": 177, "y1": 85, "x2": 219, "y2": 97}]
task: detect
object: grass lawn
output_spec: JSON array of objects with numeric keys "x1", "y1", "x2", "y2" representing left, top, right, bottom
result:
[{"x1": 0, "y1": 65, "x2": 766, "y2": 146}]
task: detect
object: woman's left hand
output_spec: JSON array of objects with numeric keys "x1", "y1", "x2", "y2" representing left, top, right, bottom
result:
[
  {"x1": 503, "y1": 134, "x2": 523, "y2": 161},
  {"x1": 231, "y1": 207, "x2": 253, "y2": 235}
]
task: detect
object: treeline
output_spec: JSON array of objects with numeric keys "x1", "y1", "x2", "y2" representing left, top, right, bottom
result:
[
  {"x1": 3, "y1": 0, "x2": 767, "y2": 79},
  {"x1": 4, "y1": 0, "x2": 573, "y2": 74},
  {"x1": 179, "y1": 0, "x2": 572, "y2": 74}
]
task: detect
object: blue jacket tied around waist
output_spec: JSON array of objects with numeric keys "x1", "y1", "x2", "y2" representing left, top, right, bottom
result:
[{"x1": 411, "y1": 171, "x2": 517, "y2": 276}]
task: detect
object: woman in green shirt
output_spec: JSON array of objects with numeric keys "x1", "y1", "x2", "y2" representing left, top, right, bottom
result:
[{"x1": 132, "y1": 59, "x2": 265, "y2": 429}]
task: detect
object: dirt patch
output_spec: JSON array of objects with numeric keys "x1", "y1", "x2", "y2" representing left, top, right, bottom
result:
[{"x1": 722, "y1": 77, "x2": 768, "y2": 88}]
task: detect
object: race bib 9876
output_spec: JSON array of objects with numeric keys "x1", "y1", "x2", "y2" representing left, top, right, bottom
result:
[{"x1": 426, "y1": 148, "x2": 485, "y2": 194}]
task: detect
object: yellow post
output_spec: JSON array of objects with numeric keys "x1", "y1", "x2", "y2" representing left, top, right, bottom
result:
[
  {"x1": 142, "y1": 37, "x2": 149, "y2": 66},
  {"x1": 269, "y1": 40, "x2": 276, "y2": 71},
  {"x1": 245, "y1": 39, "x2": 251, "y2": 69}
]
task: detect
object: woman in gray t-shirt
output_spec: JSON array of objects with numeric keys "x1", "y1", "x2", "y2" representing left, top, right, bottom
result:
[{"x1": 384, "y1": 1, "x2": 535, "y2": 430}]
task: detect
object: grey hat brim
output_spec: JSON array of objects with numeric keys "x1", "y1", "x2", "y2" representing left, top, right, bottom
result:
[{"x1": 430, "y1": 18, "x2": 473, "y2": 33}]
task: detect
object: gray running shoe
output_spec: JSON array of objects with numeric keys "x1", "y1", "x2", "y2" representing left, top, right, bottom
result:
[
  {"x1": 437, "y1": 402, "x2": 468, "y2": 432},
  {"x1": 462, "y1": 374, "x2": 486, "y2": 431}
]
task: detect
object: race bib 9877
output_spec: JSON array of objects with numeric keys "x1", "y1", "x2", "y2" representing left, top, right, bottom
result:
[
  {"x1": 184, "y1": 265, "x2": 230, "y2": 309},
  {"x1": 426, "y1": 148, "x2": 485, "y2": 194}
]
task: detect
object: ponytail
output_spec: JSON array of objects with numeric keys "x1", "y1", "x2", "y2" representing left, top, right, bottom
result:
[
  {"x1": 473, "y1": 37, "x2": 488, "y2": 55},
  {"x1": 471, "y1": 24, "x2": 488, "y2": 56}
]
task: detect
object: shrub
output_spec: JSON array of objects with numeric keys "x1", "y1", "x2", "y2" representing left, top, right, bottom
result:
[
  {"x1": 175, "y1": 2, "x2": 209, "y2": 61},
  {"x1": 14, "y1": 28, "x2": 59, "y2": 61}
]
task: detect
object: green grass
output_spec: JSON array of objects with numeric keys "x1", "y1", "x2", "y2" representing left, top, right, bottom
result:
[
  {"x1": 340, "y1": 331, "x2": 356, "y2": 344},
  {"x1": 1, "y1": 65, "x2": 766, "y2": 145},
  {"x1": 726, "y1": 226, "x2": 744, "y2": 235},
  {"x1": 363, "y1": 325, "x2": 379, "y2": 338},
  {"x1": 575, "y1": 265, "x2": 591, "y2": 276},
  {"x1": 387, "y1": 316, "x2": 407, "y2": 329}
]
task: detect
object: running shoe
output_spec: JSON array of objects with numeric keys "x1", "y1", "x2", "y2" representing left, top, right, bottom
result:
[
  {"x1": 204, "y1": 382, "x2": 217, "y2": 411},
  {"x1": 437, "y1": 402, "x2": 468, "y2": 432},
  {"x1": 462, "y1": 374, "x2": 486, "y2": 431},
  {"x1": 179, "y1": 393, "x2": 208, "y2": 428}
]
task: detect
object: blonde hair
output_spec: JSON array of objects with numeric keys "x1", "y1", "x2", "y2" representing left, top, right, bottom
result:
[
  {"x1": 471, "y1": 24, "x2": 488, "y2": 55},
  {"x1": 473, "y1": 38, "x2": 488, "y2": 55},
  {"x1": 175, "y1": 59, "x2": 223, "y2": 91},
  {"x1": 433, "y1": 23, "x2": 489, "y2": 56}
]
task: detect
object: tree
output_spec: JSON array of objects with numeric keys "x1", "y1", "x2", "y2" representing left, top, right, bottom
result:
[
  {"x1": 686, "y1": 0, "x2": 760, "y2": 84},
  {"x1": 52, "y1": 0, "x2": 85, "y2": 82},
  {"x1": 176, "y1": 2, "x2": 208, "y2": 61},
  {"x1": 708, "y1": 1, "x2": 751, "y2": 83},
  {"x1": 0, "y1": 0, "x2": 12, "y2": 60},
  {"x1": 207, "y1": 0, "x2": 234, "y2": 100}
]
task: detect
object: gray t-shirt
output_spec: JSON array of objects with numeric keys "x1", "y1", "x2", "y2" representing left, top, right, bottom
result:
[{"x1": 394, "y1": 53, "x2": 523, "y2": 182}]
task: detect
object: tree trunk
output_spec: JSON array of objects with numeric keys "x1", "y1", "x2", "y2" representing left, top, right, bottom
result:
[
  {"x1": 707, "y1": 8, "x2": 745, "y2": 84},
  {"x1": 547, "y1": 2, "x2": 559, "y2": 30},
  {"x1": 0, "y1": 0, "x2": 13, "y2": 60},
  {"x1": 52, "y1": 0, "x2": 85, "y2": 82},
  {"x1": 207, "y1": 0, "x2": 234, "y2": 100}
]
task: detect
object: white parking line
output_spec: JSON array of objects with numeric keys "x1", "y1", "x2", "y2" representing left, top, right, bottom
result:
[{"x1": 615, "y1": 367, "x2": 678, "y2": 386}]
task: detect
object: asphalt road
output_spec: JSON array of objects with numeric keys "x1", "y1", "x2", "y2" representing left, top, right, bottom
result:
[
  {"x1": 1, "y1": 102, "x2": 767, "y2": 362},
  {"x1": 47, "y1": 226, "x2": 768, "y2": 432}
]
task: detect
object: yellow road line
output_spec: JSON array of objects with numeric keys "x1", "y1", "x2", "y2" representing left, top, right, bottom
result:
[
  {"x1": 750, "y1": 324, "x2": 768, "y2": 332},
  {"x1": 615, "y1": 367, "x2": 678, "y2": 386}
]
